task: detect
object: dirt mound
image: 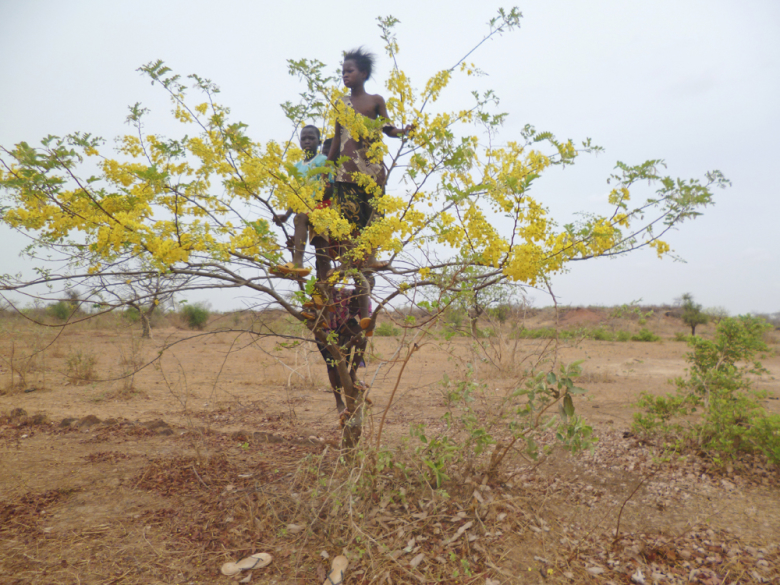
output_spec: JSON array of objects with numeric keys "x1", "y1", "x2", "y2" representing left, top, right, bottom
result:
[{"x1": 561, "y1": 307, "x2": 604, "y2": 325}]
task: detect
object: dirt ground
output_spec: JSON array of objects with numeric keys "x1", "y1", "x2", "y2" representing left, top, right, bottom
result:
[{"x1": 1, "y1": 308, "x2": 778, "y2": 584}]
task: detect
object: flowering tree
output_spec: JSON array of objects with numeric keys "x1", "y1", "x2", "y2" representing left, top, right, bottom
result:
[{"x1": 0, "y1": 9, "x2": 728, "y2": 448}]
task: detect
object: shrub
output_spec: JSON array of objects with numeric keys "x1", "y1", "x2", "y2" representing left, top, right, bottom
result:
[
  {"x1": 673, "y1": 331, "x2": 689, "y2": 342},
  {"x1": 633, "y1": 315, "x2": 779, "y2": 465},
  {"x1": 631, "y1": 328, "x2": 660, "y2": 342},
  {"x1": 592, "y1": 328, "x2": 615, "y2": 341},
  {"x1": 47, "y1": 301, "x2": 72, "y2": 321},
  {"x1": 180, "y1": 303, "x2": 210, "y2": 330},
  {"x1": 375, "y1": 322, "x2": 400, "y2": 337},
  {"x1": 615, "y1": 330, "x2": 631, "y2": 342},
  {"x1": 123, "y1": 307, "x2": 141, "y2": 323}
]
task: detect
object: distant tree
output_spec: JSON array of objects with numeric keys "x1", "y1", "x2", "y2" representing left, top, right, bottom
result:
[{"x1": 680, "y1": 293, "x2": 708, "y2": 336}]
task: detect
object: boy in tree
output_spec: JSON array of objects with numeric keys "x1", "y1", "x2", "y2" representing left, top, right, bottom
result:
[
  {"x1": 326, "y1": 47, "x2": 413, "y2": 331},
  {"x1": 272, "y1": 124, "x2": 330, "y2": 279}
]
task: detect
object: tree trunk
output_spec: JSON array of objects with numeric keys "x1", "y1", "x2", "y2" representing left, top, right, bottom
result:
[
  {"x1": 469, "y1": 306, "x2": 483, "y2": 338},
  {"x1": 141, "y1": 306, "x2": 155, "y2": 339},
  {"x1": 319, "y1": 330, "x2": 365, "y2": 450}
]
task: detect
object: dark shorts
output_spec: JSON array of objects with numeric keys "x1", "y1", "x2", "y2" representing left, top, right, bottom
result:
[{"x1": 335, "y1": 182, "x2": 379, "y2": 230}]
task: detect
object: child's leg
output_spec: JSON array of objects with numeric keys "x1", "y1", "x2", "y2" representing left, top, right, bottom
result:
[
  {"x1": 355, "y1": 272, "x2": 375, "y2": 332},
  {"x1": 292, "y1": 213, "x2": 309, "y2": 268},
  {"x1": 311, "y1": 235, "x2": 332, "y2": 282}
]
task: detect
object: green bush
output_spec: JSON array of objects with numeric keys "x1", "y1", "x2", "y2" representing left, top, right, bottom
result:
[
  {"x1": 633, "y1": 315, "x2": 779, "y2": 465},
  {"x1": 592, "y1": 328, "x2": 615, "y2": 341},
  {"x1": 375, "y1": 322, "x2": 400, "y2": 337},
  {"x1": 47, "y1": 301, "x2": 72, "y2": 321},
  {"x1": 180, "y1": 303, "x2": 210, "y2": 330},
  {"x1": 631, "y1": 328, "x2": 660, "y2": 342},
  {"x1": 615, "y1": 330, "x2": 631, "y2": 342},
  {"x1": 123, "y1": 307, "x2": 141, "y2": 323}
]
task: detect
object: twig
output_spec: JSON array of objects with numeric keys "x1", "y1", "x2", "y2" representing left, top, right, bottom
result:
[
  {"x1": 190, "y1": 465, "x2": 210, "y2": 489},
  {"x1": 374, "y1": 342, "x2": 420, "y2": 448},
  {"x1": 613, "y1": 476, "x2": 648, "y2": 545}
]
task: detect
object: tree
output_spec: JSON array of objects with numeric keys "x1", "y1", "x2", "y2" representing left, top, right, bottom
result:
[
  {"x1": 0, "y1": 10, "x2": 729, "y2": 449},
  {"x1": 96, "y1": 261, "x2": 193, "y2": 338},
  {"x1": 680, "y1": 292, "x2": 709, "y2": 336}
]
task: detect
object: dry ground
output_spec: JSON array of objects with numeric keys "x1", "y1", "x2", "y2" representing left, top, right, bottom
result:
[{"x1": 1, "y1": 308, "x2": 778, "y2": 584}]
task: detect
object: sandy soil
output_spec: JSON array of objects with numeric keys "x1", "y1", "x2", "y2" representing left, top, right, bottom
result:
[{"x1": 1, "y1": 309, "x2": 778, "y2": 584}]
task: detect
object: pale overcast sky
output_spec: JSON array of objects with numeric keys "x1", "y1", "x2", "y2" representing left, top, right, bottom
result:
[{"x1": 1, "y1": 0, "x2": 778, "y2": 314}]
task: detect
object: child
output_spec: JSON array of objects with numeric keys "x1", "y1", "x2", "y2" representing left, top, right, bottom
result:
[
  {"x1": 326, "y1": 48, "x2": 413, "y2": 331},
  {"x1": 326, "y1": 48, "x2": 412, "y2": 233},
  {"x1": 272, "y1": 125, "x2": 329, "y2": 278}
]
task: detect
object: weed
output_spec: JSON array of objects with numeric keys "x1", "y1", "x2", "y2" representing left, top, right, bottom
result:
[{"x1": 66, "y1": 349, "x2": 98, "y2": 384}]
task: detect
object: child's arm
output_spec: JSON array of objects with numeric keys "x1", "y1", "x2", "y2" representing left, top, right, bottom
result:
[
  {"x1": 376, "y1": 96, "x2": 414, "y2": 138},
  {"x1": 327, "y1": 121, "x2": 341, "y2": 162}
]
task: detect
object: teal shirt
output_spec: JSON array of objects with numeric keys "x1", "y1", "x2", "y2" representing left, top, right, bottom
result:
[{"x1": 294, "y1": 153, "x2": 328, "y2": 177}]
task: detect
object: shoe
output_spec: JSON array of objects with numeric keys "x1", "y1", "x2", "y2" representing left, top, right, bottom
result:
[
  {"x1": 271, "y1": 262, "x2": 311, "y2": 278},
  {"x1": 359, "y1": 317, "x2": 374, "y2": 337},
  {"x1": 303, "y1": 295, "x2": 326, "y2": 310},
  {"x1": 362, "y1": 259, "x2": 390, "y2": 272},
  {"x1": 221, "y1": 552, "x2": 272, "y2": 576}
]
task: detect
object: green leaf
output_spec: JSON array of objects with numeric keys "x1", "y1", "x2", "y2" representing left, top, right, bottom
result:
[{"x1": 564, "y1": 395, "x2": 575, "y2": 417}]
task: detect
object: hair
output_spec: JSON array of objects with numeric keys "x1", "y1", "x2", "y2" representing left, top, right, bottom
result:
[
  {"x1": 321, "y1": 137, "x2": 333, "y2": 154},
  {"x1": 343, "y1": 47, "x2": 376, "y2": 80},
  {"x1": 301, "y1": 124, "x2": 321, "y2": 141}
]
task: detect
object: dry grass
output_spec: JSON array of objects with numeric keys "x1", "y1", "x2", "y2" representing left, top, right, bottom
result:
[
  {"x1": 578, "y1": 369, "x2": 618, "y2": 384},
  {"x1": 2, "y1": 419, "x2": 777, "y2": 584}
]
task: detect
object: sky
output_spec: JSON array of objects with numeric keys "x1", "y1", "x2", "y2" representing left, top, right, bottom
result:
[{"x1": 1, "y1": 0, "x2": 779, "y2": 314}]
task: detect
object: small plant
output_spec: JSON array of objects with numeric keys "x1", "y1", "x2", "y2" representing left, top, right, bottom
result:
[
  {"x1": 615, "y1": 330, "x2": 631, "y2": 342},
  {"x1": 375, "y1": 322, "x2": 400, "y2": 337},
  {"x1": 673, "y1": 331, "x2": 690, "y2": 342},
  {"x1": 66, "y1": 350, "x2": 98, "y2": 384},
  {"x1": 180, "y1": 303, "x2": 210, "y2": 330},
  {"x1": 631, "y1": 328, "x2": 660, "y2": 342}
]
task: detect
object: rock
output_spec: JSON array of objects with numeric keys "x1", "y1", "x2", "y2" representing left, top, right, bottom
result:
[
  {"x1": 77, "y1": 415, "x2": 102, "y2": 428},
  {"x1": 30, "y1": 414, "x2": 48, "y2": 425},
  {"x1": 141, "y1": 419, "x2": 169, "y2": 431},
  {"x1": 586, "y1": 566, "x2": 605, "y2": 576}
]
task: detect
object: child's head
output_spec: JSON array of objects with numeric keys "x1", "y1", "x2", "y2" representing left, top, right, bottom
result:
[
  {"x1": 342, "y1": 47, "x2": 375, "y2": 87},
  {"x1": 300, "y1": 125, "x2": 321, "y2": 156},
  {"x1": 322, "y1": 137, "x2": 333, "y2": 155}
]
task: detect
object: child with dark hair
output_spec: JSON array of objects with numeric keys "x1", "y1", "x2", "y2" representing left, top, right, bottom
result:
[
  {"x1": 272, "y1": 124, "x2": 331, "y2": 279},
  {"x1": 327, "y1": 47, "x2": 412, "y2": 231},
  {"x1": 326, "y1": 47, "x2": 413, "y2": 332}
]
